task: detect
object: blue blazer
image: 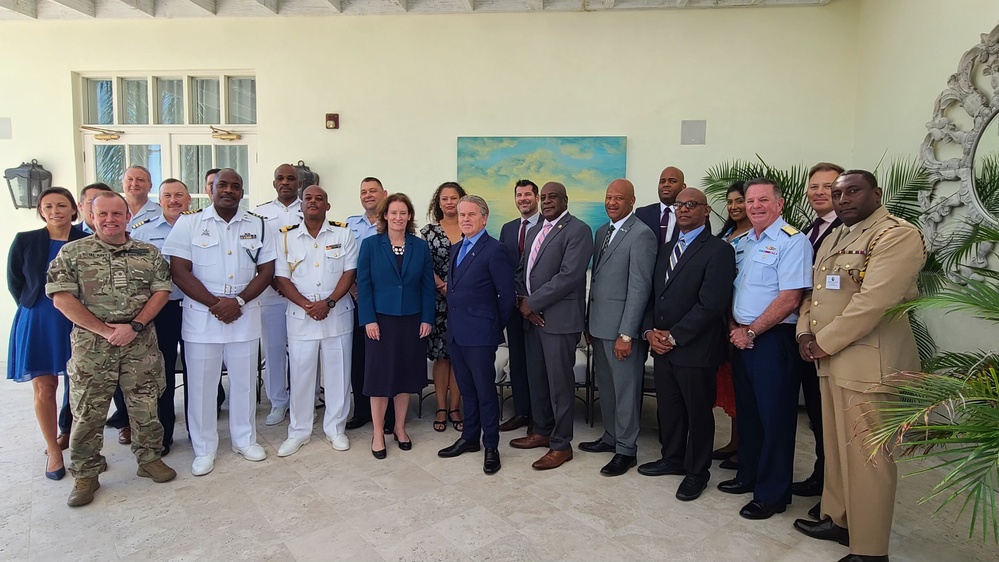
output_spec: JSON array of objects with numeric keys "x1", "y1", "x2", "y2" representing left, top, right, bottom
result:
[
  {"x1": 7, "y1": 225, "x2": 88, "y2": 308},
  {"x1": 446, "y1": 233, "x2": 515, "y2": 347},
  {"x1": 356, "y1": 232, "x2": 435, "y2": 326},
  {"x1": 498, "y1": 217, "x2": 524, "y2": 271}
]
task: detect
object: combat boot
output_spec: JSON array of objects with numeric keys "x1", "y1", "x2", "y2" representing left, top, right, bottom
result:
[
  {"x1": 137, "y1": 459, "x2": 177, "y2": 483},
  {"x1": 67, "y1": 477, "x2": 100, "y2": 507}
]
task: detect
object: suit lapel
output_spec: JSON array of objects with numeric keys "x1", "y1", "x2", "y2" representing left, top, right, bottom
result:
[
  {"x1": 661, "y1": 230, "x2": 708, "y2": 293},
  {"x1": 596, "y1": 215, "x2": 638, "y2": 272},
  {"x1": 380, "y1": 235, "x2": 403, "y2": 279},
  {"x1": 535, "y1": 214, "x2": 571, "y2": 262},
  {"x1": 400, "y1": 235, "x2": 414, "y2": 278}
]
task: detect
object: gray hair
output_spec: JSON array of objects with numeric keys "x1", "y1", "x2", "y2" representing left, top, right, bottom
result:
[
  {"x1": 745, "y1": 177, "x2": 783, "y2": 199},
  {"x1": 459, "y1": 194, "x2": 489, "y2": 216}
]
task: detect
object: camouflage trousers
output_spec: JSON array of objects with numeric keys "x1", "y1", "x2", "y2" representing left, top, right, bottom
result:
[{"x1": 67, "y1": 327, "x2": 166, "y2": 478}]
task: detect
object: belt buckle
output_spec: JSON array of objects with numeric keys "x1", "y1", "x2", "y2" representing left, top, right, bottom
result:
[{"x1": 224, "y1": 284, "x2": 233, "y2": 295}]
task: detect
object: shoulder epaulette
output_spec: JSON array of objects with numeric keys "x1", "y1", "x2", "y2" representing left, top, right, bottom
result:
[
  {"x1": 247, "y1": 211, "x2": 266, "y2": 220},
  {"x1": 181, "y1": 209, "x2": 202, "y2": 215},
  {"x1": 781, "y1": 225, "x2": 799, "y2": 237},
  {"x1": 280, "y1": 224, "x2": 299, "y2": 233},
  {"x1": 130, "y1": 219, "x2": 151, "y2": 229},
  {"x1": 255, "y1": 201, "x2": 269, "y2": 207},
  {"x1": 329, "y1": 220, "x2": 347, "y2": 228}
]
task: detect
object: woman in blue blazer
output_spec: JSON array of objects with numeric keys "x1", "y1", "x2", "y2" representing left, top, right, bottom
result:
[
  {"x1": 7, "y1": 187, "x2": 88, "y2": 480},
  {"x1": 356, "y1": 193, "x2": 435, "y2": 459}
]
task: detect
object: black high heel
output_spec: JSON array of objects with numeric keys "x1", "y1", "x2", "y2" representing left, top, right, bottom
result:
[
  {"x1": 448, "y1": 409, "x2": 463, "y2": 432},
  {"x1": 393, "y1": 433, "x2": 412, "y2": 451},
  {"x1": 433, "y1": 409, "x2": 447, "y2": 432},
  {"x1": 371, "y1": 438, "x2": 387, "y2": 460}
]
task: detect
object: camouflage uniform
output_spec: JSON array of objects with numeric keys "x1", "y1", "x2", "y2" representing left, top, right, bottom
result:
[{"x1": 45, "y1": 235, "x2": 173, "y2": 478}]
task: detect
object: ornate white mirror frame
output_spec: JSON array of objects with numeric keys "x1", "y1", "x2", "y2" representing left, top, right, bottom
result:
[{"x1": 920, "y1": 22, "x2": 999, "y2": 263}]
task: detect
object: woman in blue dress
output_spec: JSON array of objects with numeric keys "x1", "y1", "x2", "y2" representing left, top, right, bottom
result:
[{"x1": 7, "y1": 187, "x2": 86, "y2": 480}]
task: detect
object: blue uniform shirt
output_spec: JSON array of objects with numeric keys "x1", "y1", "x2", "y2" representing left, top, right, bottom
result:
[
  {"x1": 131, "y1": 213, "x2": 184, "y2": 301},
  {"x1": 732, "y1": 217, "x2": 812, "y2": 326},
  {"x1": 346, "y1": 214, "x2": 379, "y2": 243}
]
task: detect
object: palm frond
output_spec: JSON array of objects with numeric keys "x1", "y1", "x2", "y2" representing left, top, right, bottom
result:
[
  {"x1": 974, "y1": 153, "x2": 999, "y2": 217},
  {"x1": 924, "y1": 351, "x2": 999, "y2": 376},
  {"x1": 892, "y1": 277, "x2": 999, "y2": 323},
  {"x1": 918, "y1": 251, "x2": 947, "y2": 295},
  {"x1": 879, "y1": 157, "x2": 932, "y2": 225},
  {"x1": 910, "y1": 313, "x2": 937, "y2": 367},
  {"x1": 936, "y1": 221, "x2": 999, "y2": 271},
  {"x1": 701, "y1": 160, "x2": 765, "y2": 203}
]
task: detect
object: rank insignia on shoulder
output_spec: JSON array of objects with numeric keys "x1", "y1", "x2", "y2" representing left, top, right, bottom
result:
[
  {"x1": 181, "y1": 209, "x2": 202, "y2": 215},
  {"x1": 781, "y1": 225, "x2": 799, "y2": 236},
  {"x1": 131, "y1": 219, "x2": 150, "y2": 229},
  {"x1": 280, "y1": 224, "x2": 299, "y2": 233},
  {"x1": 326, "y1": 244, "x2": 341, "y2": 250},
  {"x1": 329, "y1": 220, "x2": 347, "y2": 227},
  {"x1": 239, "y1": 233, "x2": 257, "y2": 240},
  {"x1": 255, "y1": 201, "x2": 269, "y2": 207},
  {"x1": 247, "y1": 211, "x2": 266, "y2": 220}
]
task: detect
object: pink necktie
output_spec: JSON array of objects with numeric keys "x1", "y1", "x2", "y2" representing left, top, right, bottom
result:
[{"x1": 526, "y1": 222, "x2": 554, "y2": 293}]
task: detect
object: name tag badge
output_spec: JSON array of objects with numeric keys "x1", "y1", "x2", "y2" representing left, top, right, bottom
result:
[{"x1": 826, "y1": 274, "x2": 841, "y2": 290}]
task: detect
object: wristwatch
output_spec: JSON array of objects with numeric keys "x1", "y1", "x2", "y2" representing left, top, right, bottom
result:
[
  {"x1": 326, "y1": 297, "x2": 337, "y2": 309},
  {"x1": 235, "y1": 296, "x2": 246, "y2": 307},
  {"x1": 667, "y1": 333, "x2": 676, "y2": 346},
  {"x1": 129, "y1": 321, "x2": 145, "y2": 333},
  {"x1": 619, "y1": 334, "x2": 632, "y2": 343},
  {"x1": 746, "y1": 328, "x2": 757, "y2": 340}
]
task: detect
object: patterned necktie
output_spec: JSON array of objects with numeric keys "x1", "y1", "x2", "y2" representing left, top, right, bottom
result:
[
  {"x1": 659, "y1": 208, "x2": 672, "y2": 246},
  {"x1": 526, "y1": 222, "x2": 554, "y2": 293},
  {"x1": 457, "y1": 238, "x2": 473, "y2": 267},
  {"x1": 664, "y1": 237, "x2": 686, "y2": 283},
  {"x1": 600, "y1": 224, "x2": 615, "y2": 256},
  {"x1": 518, "y1": 219, "x2": 528, "y2": 256}
]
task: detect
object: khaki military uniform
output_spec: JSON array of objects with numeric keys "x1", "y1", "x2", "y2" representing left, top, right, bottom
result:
[
  {"x1": 796, "y1": 206, "x2": 924, "y2": 556},
  {"x1": 46, "y1": 236, "x2": 173, "y2": 478}
]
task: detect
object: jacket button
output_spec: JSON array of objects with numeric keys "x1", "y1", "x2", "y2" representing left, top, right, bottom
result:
[
  {"x1": 812, "y1": 320, "x2": 817, "y2": 325},
  {"x1": 820, "y1": 266, "x2": 826, "y2": 271},
  {"x1": 813, "y1": 301, "x2": 818, "y2": 306},
  {"x1": 660, "y1": 296, "x2": 665, "y2": 300},
  {"x1": 816, "y1": 285, "x2": 822, "y2": 290}
]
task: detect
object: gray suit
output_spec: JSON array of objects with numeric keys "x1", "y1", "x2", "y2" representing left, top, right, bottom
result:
[
  {"x1": 586, "y1": 214, "x2": 657, "y2": 455},
  {"x1": 516, "y1": 212, "x2": 593, "y2": 451}
]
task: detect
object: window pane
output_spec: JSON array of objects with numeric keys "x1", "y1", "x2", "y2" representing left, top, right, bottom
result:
[
  {"x1": 179, "y1": 145, "x2": 213, "y2": 195},
  {"x1": 157, "y1": 78, "x2": 184, "y2": 125},
  {"x1": 128, "y1": 145, "x2": 162, "y2": 193},
  {"x1": 122, "y1": 79, "x2": 149, "y2": 125},
  {"x1": 227, "y1": 77, "x2": 256, "y2": 125},
  {"x1": 216, "y1": 144, "x2": 250, "y2": 209},
  {"x1": 192, "y1": 78, "x2": 220, "y2": 125},
  {"x1": 95, "y1": 145, "x2": 125, "y2": 189},
  {"x1": 86, "y1": 79, "x2": 113, "y2": 125}
]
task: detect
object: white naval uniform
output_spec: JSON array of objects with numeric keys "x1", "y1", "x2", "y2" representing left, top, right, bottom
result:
[
  {"x1": 162, "y1": 206, "x2": 276, "y2": 457},
  {"x1": 254, "y1": 198, "x2": 304, "y2": 410},
  {"x1": 275, "y1": 220, "x2": 359, "y2": 440}
]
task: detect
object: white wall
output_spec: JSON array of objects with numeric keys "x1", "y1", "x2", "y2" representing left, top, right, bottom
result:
[{"x1": 1, "y1": 0, "x2": 997, "y2": 358}]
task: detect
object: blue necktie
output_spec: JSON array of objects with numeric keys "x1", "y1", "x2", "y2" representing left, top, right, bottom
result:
[{"x1": 457, "y1": 239, "x2": 473, "y2": 266}]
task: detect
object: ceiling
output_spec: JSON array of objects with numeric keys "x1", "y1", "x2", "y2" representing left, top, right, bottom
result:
[{"x1": 0, "y1": 0, "x2": 831, "y2": 21}]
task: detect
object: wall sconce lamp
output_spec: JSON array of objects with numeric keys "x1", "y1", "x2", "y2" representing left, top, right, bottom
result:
[
  {"x1": 4, "y1": 160, "x2": 52, "y2": 209},
  {"x1": 210, "y1": 126, "x2": 242, "y2": 141}
]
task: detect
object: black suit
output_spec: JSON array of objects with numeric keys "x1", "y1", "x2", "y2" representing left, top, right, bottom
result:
[
  {"x1": 644, "y1": 227, "x2": 736, "y2": 481},
  {"x1": 498, "y1": 216, "x2": 535, "y2": 420},
  {"x1": 7, "y1": 225, "x2": 88, "y2": 435},
  {"x1": 635, "y1": 203, "x2": 679, "y2": 248}
]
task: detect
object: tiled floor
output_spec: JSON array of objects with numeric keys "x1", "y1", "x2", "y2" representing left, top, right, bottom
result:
[{"x1": 0, "y1": 379, "x2": 994, "y2": 561}]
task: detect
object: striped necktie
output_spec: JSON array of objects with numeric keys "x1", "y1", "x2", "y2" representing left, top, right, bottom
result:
[
  {"x1": 664, "y1": 238, "x2": 686, "y2": 283},
  {"x1": 526, "y1": 222, "x2": 554, "y2": 293}
]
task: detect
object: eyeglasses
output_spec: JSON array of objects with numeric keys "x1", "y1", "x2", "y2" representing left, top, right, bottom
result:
[{"x1": 672, "y1": 201, "x2": 707, "y2": 210}]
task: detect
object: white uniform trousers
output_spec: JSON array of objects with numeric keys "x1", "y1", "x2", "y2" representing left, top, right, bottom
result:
[
  {"x1": 260, "y1": 302, "x2": 290, "y2": 409},
  {"x1": 287, "y1": 334, "x2": 352, "y2": 440},
  {"x1": 186, "y1": 340, "x2": 259, "y2": 456}
]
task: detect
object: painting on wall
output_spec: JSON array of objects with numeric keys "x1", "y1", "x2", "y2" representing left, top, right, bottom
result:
[{"x1": 456, "y1": 136, "x2": 627, "y2": 237}]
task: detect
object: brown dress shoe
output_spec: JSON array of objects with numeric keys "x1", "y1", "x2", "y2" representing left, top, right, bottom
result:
[
  {"x1": 118, "y1": 427, "x2": 132, "y2": 445},
  {"x1": 56, "y1": 434, "x2": 70, "y2": 450},
  {"x1": 532, "y1": 447, "x2": 573, "y2": 470},
  {"x1": 498, "y1": 415, "x2": 529, "y2": 432},
  {"x1": 510, "y1": 433, "x2": 550, "y2": 450}
]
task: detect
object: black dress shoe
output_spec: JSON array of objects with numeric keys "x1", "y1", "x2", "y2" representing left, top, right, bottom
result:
[
  {"x1": 838, "y1": 555, "x2": 888, "y2": 562},
  {"x1": 437, "y1": 438, "x2": 481, "y2": 458},
  {"x1": 808, "y1": 501, "x2": 821, "y2": 520},
  {"x1": 161, "y1": 444, "x2": 171, "y2": 457},
  {"x1": 483, "y1": 447, "x2": 501, "y2": 474},
  {"x1": 711, "y1": 448, "x2": 736, "y2": 460},
  {"x1": 579, "y1": 439, "x2": 615, "y2": 453},
  {"x1": 791, "y1": 476, "x2": 823, "y2": 497},
  {"x1": 717, "y1": 479, "x2": 754, "y2": 494},
  {"x1": 793, "y1": 517, "x2": 850, "y2": 546},
  {"x1": 371, "y1": 438, "x2": 386, "y2": 460},
  {"x1": 393, "y1": 433, "x2": 412, "y2": 451},
  {"x1": 676, "y1": 476, "x2": 708, "y2": 501},
  {"x1": 719, "y1": 459, "x2": 739, "y2": 470},
  {"x1": 345, "y1": 417, "x2": 370, "y2": 430},
  {"x1": 637, "y1": 458, "x2": 685, "y2": 477},
  {"x1": 739, "y1": 499, "x2": 787, "y2": 520},
  {"x1": 600, "y1": 454, "x2": 637, "y2": 477}
]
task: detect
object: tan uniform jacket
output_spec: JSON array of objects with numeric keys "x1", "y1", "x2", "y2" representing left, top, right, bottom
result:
[{"x1": 796, "y1": 206, "x2": 924, "y2": 392}]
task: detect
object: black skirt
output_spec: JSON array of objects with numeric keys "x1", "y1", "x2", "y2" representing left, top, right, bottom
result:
[{"x1": 363, "y1": 313, "x2": 428, "y2": 397}]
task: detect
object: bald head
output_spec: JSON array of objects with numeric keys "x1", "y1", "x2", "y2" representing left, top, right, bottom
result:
[
  {"x1": 658, "y1": 166, "x2": 687, "y2": 205},
  {"x1": 674, "y1": 187, "x2": 710, "y2": 233},
  {"x1": 540, "y1": 182, "x2": 569, "y2": 221},
  {"x1": 605, "y1": 179, "x2": 636, "y2": 222}
]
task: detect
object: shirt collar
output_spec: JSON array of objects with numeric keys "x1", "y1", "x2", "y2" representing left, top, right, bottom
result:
[
  {"x1": 609, "y1": 212, "x2": 633, "y2": 232},
  {"x1": 274, "y1": 198, "x2": 302, "y2": 211},
  {"x1": 203, "y1": 205, "x2": 247, "y2": 223},
  {"x1": 678, "y1": 224, "x2": 705, "y2": 244},
  {"x1": 818, "y1": 210, "x2": 837, "y2": 224},
  {"x1": 544, "y1": 210, "x2": 568, "y2": 227},
  {"x1": 523, "y1": 212, "x2": 540, "y2": 226},
  {"x1": 295, "y1": 219, "x2": 335, "y2": 238},
  {"x1": 463, "y1": 229, "x2": 486, "y2": 247},
  {"x1": 753, "y1": 217, "x2": 788, "y2": 241}
]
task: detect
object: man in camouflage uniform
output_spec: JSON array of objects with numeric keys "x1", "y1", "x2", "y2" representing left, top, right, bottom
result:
[{"x1": 48, "y1": 191, "x2": 177, "y2": 508}]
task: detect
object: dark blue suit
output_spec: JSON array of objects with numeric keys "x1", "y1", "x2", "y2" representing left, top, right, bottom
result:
[
  {"x1": 446, "y1": 232, "x2": 515, "y2": 449},
  {"x1": 498, "y1": 217, "x2": 534, "y2": 419},
  {"x1": 357, "y1": 233, "x2": 436, "y2": 326}
]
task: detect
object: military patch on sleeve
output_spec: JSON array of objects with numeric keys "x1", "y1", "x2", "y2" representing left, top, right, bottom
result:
[
  {"x1": 781, "y1": 225, "x2": 799, "y2": 237},
  {"x1": 131, "y1": 219, "x2": 150, "y2": 229},
  {"x1": 280, "y1": 224, "x2": 300, "y2": 233},
  {"x1": 328, "y1": 220, "x2": 347, "y2": 228},
  {"x1": 181, "y1": 209, "x2": 202, "y2": 215}
]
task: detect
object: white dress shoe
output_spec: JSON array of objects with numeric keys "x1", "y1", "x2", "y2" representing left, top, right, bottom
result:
[
  {"x1": 277, "y1": 437, "x2": 310, "y2": 457},
  {"x1": 265, "y1": 406, "x2": 288, "y2": 426},
  {"x1": 328, "y1": 433, "x2": 350, "y2": 451},
  {"x1": 232, "y1": 443, "x2": 267, "y2": 462},
  {"x1": 192, "y1": 455, "x2": 215, "y2": 476}
]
